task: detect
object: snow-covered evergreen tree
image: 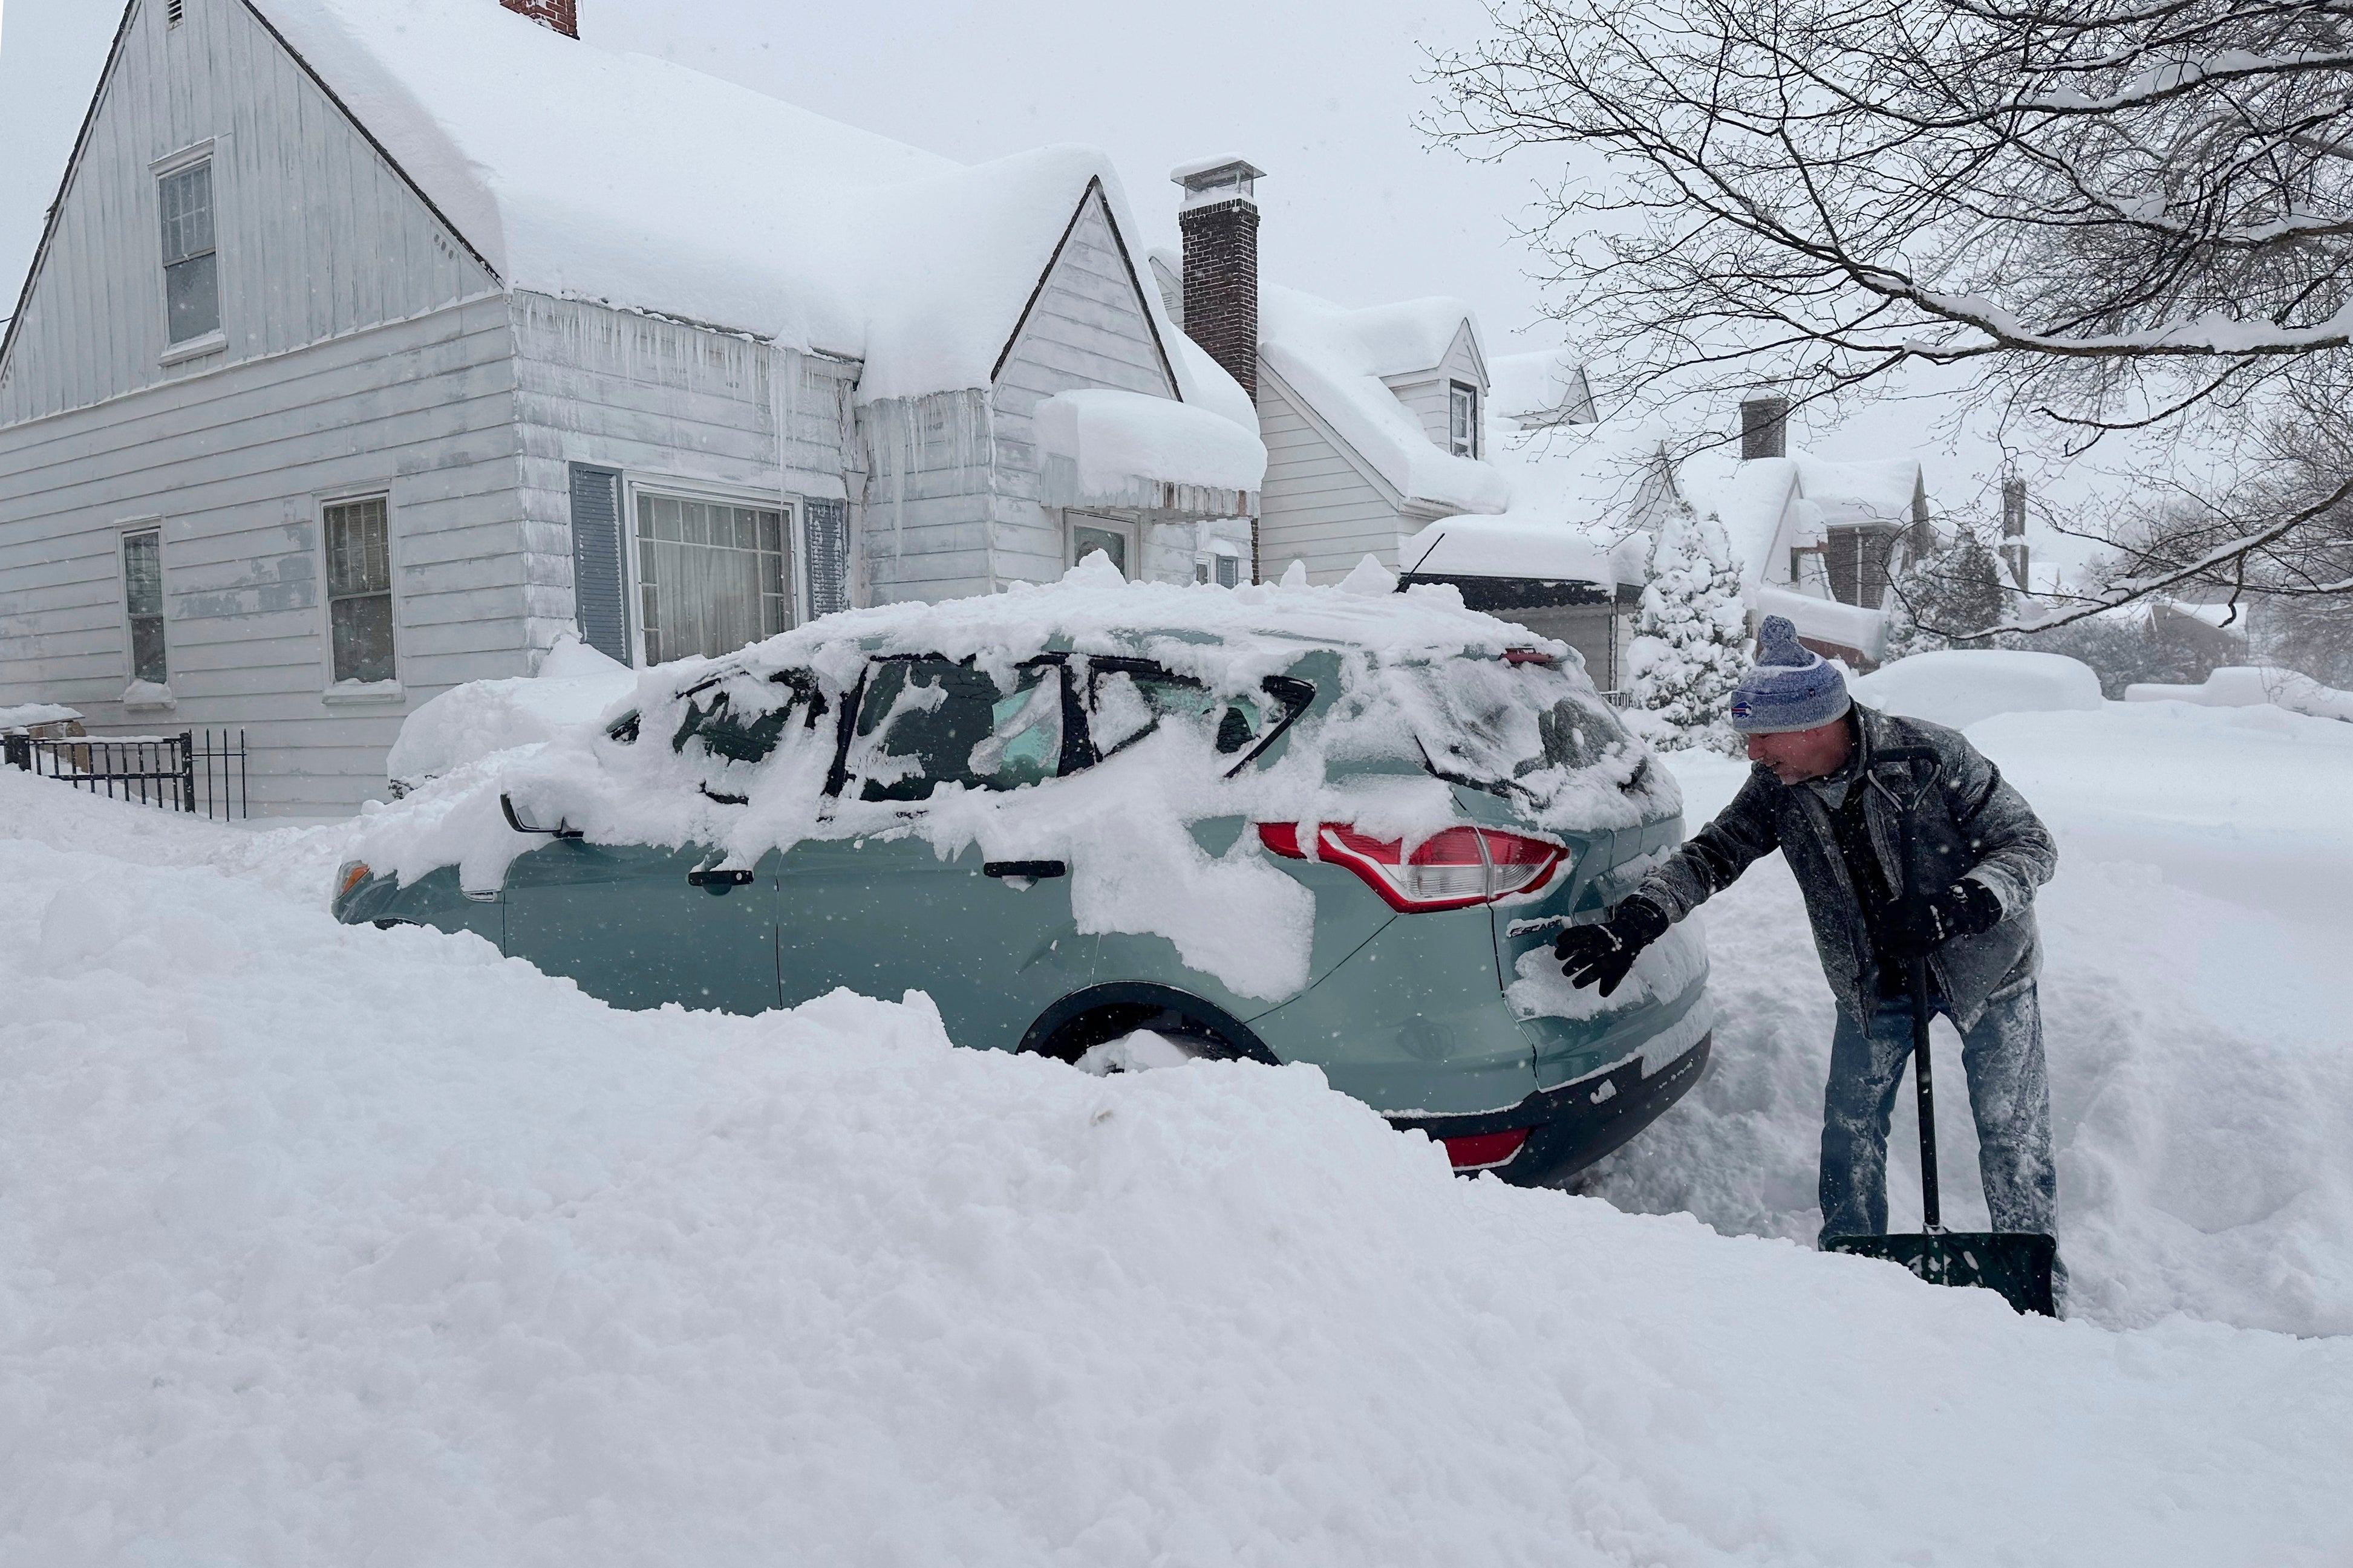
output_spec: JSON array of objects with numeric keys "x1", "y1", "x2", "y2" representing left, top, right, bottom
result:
[
  {"x1": 1888, "y1": 525, "x2": 2008, "y2": 654},
  {"x1": 1625, "y1": 511, "x2": 1748, "y2": 751}
]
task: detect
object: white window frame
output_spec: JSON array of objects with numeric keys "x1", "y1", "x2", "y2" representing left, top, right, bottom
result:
[
  {"x1": 622, "y1": 475, "x2": 796, "y2": 668},
  {"x1": 316, "y1": 488, "x2": 404, "y2": 703},
  {"x1": 1448, "y1": 381, "x2": 1481, "y2": 460},
  {"x1": 152, "y1": 140, "x2": 224, "y2": 363},
  {"x1": 116, "y1": 518, "x2": 172, "y2": 707},
  {"x1": 1065, "y1": 511, "x2": 1140, "y2": 580}
]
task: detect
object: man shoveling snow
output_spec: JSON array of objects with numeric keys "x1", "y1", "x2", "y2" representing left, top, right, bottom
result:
[{"x1": 1556, "y1": 617, "x2": 2061, "y2": 1275}]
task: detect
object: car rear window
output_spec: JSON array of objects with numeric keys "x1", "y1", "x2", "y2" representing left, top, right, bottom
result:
[{"x1": 1389, "y1": 656, "x2": 1634, "y2": 789}]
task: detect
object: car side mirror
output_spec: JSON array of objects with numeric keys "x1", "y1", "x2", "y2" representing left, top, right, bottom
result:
[{"x1": 500, "y1": 793, "x2": 583, "y2": 839}]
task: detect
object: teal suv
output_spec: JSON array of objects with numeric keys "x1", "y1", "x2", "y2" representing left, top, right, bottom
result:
[{"x1": 336, "y1": 616, "x2": 1711, "y2": 1183}]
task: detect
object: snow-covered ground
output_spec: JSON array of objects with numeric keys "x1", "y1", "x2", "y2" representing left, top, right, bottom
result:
[{"x1": 4, "y1": 698, "x2": 2351, "y2": 1564}]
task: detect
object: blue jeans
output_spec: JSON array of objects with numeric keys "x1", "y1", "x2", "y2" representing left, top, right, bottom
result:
[{"x1": 1819, "y1": 982, "x2": 2056, "y2": 1243}]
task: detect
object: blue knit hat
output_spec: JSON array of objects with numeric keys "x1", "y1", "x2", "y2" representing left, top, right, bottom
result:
[{"x1": 1729, "y1": 616, "x2": 1852, "y2": 734}]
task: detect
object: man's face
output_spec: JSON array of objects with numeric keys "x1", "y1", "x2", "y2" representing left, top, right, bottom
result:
[{"x1": 1746, "y1": 717, "x2": 1853, "y2": 785}]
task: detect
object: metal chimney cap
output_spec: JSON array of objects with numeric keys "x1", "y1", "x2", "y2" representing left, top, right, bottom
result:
[{"x1": 1170, "y1": 157, "x2": 1267, "y2": 189}]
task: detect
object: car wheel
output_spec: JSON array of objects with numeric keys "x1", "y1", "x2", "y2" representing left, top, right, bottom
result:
[{"x1": 1019, "y1": 983, "x2": 1277, "y2": 1067}]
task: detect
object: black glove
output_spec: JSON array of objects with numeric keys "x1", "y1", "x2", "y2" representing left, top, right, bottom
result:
[
  {"x1": 1881, "y1": 880, "x2": 2003, "y2": 960},
  {"x1": 1555, "y1": 895, "x2": 1672, "y2": 997}
]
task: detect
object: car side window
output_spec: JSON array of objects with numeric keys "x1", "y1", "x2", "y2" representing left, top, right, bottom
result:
[
  {"x1": 667, "y1": 667, "x2": 826, "y2": 764},
  {"x1": 846, "y1": 656, "x2": 1067, "y2": 802}
]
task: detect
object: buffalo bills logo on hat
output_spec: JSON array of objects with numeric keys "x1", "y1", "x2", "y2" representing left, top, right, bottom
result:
[{"x1": 1731, "y1": 700, "x2": 1752, "y2": 718}]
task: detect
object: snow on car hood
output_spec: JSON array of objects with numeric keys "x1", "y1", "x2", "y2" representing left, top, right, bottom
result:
[{"x1": 352, "y1": 558, "x2": 1679, "y2": 1002}]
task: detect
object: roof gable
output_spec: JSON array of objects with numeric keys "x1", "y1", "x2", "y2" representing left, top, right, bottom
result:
[{"x1": 246, "y1": 0, "x2": 1199, "y2": 406}]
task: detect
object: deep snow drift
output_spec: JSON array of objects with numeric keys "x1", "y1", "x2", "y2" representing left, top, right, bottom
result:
[
  {"x1": 1590, "y1": 698, "x2": 2353, "y2": 1338},
  {"x1": 3, "y1": 756, "x2": 2350, "y2": 1564}
]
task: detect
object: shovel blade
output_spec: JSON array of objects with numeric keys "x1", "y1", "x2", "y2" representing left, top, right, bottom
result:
[{"x1": 1825, "y1": 1231, "x2": 2058, "y2": 1318}]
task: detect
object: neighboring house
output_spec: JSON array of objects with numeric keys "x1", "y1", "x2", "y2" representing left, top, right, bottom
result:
[
  {"x1": 0, "y1": 0, "x2": 1261, "y2": 815},
  {"x1": 1705, "y1": 396, "x2": 1933, "y2": 669},
  {"x1": 1148, "y1": 160, "x2": 1509, "y2": 586}
]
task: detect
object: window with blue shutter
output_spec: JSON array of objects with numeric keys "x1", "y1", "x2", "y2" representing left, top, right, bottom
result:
[
  {"x1": 569, "y1": 464, "x2": 628, "y2": 662},
  {"x1": 803, "y1": 498, "x2": 850, "y2": 619}
]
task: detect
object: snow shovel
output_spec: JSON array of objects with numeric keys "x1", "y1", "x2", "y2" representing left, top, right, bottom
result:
[{"x1": 1822, "y1": 746, "x2": 2058, "y2": 1318}]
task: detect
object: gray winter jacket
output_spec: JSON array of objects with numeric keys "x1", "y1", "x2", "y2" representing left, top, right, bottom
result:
[{"x1": 1636, "y1": 705, "x2": 2057, "y2": 1030}]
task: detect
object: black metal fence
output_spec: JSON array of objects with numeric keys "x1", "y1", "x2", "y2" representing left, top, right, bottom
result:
[{"x1": 2, "y1": 729, "x2": 248, "y2": 820}]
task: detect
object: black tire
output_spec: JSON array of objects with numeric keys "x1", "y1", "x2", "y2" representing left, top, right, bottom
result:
[{"x1": 1018, "y1": 982, "x2": 1278, "y2": 1066}]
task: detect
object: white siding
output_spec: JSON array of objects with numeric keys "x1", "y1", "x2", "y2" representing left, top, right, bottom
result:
[
  {"x1": 988, "y1": 187, "x2": 1180, "y2": 587},
  {"x1": 1255, "y1": 367, "x2": 1403, "y2": 584},
  {"x1": 0, "y1": 0, "x2": 497, "y2": 426},
  {"x1": 0, "y1": 296, "x2": 525, "y2": 815},
  {"x1": 1382, "y1": 322, "x2": 1487, "y2": 454},
  {"x1": 507, "y1": 294, "x2": 859, "y2": 656},
  {"x1": 860, "y1": 391, "x2": 996, "y2": 605}
]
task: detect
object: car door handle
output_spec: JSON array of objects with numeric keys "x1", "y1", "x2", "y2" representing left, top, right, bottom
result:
[
  {"x1": 688, "y1": 868, "x2": 756, "y2": 890},
  {"x1": 984, "y1": 860, "x2": 1066, "y2": 880}
]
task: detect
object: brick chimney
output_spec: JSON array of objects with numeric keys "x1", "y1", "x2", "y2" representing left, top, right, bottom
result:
[
  {"x1": 1172, "y1": 158, "x2": 1265, "y2": 399},
  {"x1": 500, "y1": 0, "x2": 577, "y2": 37},
  {"x1": 1740, "y1": 394, "x2": 1788, "y2": 460},
  {"x1": 2000, "y1": 475, "x2": 2031, "y2": 591}
]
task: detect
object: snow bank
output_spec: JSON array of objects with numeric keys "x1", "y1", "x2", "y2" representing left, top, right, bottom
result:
[
  {"x1": 1034, "y1": 388, "x2": 1267, "y2": 501},
  {"x1": 1851, "y1": 648, "x2": 2104, "y2": 729},
  {"x1": 351, "y1": 562, "x2": 1675, "y2": 1004},
  {"x1": 1258, "y1": 285, "x2": 1509, "y2": 513},
  {"x1": 385, "y1": 636, "x2": 638, "y2": 792},
  {"x1": 2126, "y1": 664, "x2": 2353, "y2": 723},
  {"x1": 1592, "y1": 701, "x2": 2353, "y2": 1338},
  {"x1": 4, "y1": 767, "x2": 2349, "y2": 1565}
]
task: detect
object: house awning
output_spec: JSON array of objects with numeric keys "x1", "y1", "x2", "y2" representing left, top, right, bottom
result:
[{"x1": 1035, "y1": 390, "x2": 1264, "y2": 516}]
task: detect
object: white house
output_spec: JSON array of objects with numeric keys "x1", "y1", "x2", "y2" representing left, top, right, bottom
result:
[
  {"x1": 1146, "y1": 161, "x2": 1511, "y2": 587},
  {"x1": 0, "y1": 0, "x2": 1262, "y2": 814},
  {"x1": 1703, "y1": 397, "x2": 1931, "y2": 667}
]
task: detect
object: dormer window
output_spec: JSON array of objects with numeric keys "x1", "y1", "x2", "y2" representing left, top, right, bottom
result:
[
  {"x1": 158, "y1": 160, "x2": 220, "y2": 345},
  {"x1": 1449, "y1": 381, "x2": 1480, "y2": 460}
]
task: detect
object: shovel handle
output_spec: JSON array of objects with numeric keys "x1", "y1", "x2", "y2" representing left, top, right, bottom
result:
[{"x1": 1869, "y1": 744, "x2": 1946, "y2": 1234}]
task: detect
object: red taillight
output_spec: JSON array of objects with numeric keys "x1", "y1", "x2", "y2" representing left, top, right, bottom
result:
[
  {"x1": 1441, "y1": 1127, "x2": 1530, "y2": 1170},
  {"x1": 1256, "y1": 822, "x2": 1564, "y2": 911},
  {"x1": 1502, "y1": 648, "x2": 1556, "y2": 666}
]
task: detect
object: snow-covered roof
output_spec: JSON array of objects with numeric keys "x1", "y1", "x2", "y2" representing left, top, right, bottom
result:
[
  {"x1": 1789, "y1": 454, "x2": 1920, "y2": 529},
  {"x1": 1487, "y1": 350, "x2": 1595, "y2": 429},
  {"x1": 254, "y1": 0, "x2": 1238, "y2": 411},
  {"x1": 1686, "y1": 450, "x2": 1922, "y2": 593},
  {"x1": 1754, "y1": 585, "x2": 1888, "y2": 662},
  {"x1": 1256, "y1": 285, "x2": 1509, "y2": 513},
  {"x1": 1034, "y1": 389, "x2": 1267, "y2": 506},
  {"x1": 1397, "y1": 515, "x2": 1622, "y2": 585}
]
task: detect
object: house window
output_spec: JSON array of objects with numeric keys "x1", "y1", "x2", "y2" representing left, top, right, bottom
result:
[
  {"x1": 1449, "y1": 382, "x2": 1480, "y2": 460},
  {"x1": 635, "y1": 492, "x2": 789, "y2": 665},
  {"x1": 123, "y1": 530, "x2": 166, "y2": 685},
  {"x1": 1069, "y1": 516, "x2": 1134, "y2": 578},
  {"x1": 158, "y1": 161, "x2": 220, "y2": 345},
  {"x1": 324, "y1": 497, "x2": 396, "y2": 683}
]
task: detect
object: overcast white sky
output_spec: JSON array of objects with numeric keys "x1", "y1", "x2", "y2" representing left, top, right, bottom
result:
[{"x1": 0, "y1": 0, "x2": 2098, "y2": 565}]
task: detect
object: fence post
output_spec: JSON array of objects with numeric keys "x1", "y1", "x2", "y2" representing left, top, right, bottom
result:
[
  {"x1": 179, "y1": 731, "x2": 196, "y2": 815},
  {"x1": 3, "y1": 735, "x2": 28, "y2": 772}
]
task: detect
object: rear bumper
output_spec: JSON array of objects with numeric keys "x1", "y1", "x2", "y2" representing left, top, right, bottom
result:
[{"x1": 1387, "y1": 1033, "x2": 1711, "y2": 1188}]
